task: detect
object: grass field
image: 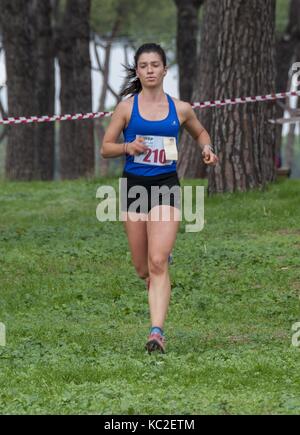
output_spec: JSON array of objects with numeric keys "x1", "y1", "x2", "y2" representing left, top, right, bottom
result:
[{"x1": 0, "y1": 177, "x2": 299, "y2": 415}]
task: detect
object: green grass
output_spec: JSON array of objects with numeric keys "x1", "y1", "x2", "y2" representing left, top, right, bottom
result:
[{"x1": 0, "y1": 177, "x2": 300, "y2": 415}]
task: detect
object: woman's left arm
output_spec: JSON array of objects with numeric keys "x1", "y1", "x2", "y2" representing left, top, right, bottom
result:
[{"x1": 181, "y1": 103, "x2": 219, "y2": 166}]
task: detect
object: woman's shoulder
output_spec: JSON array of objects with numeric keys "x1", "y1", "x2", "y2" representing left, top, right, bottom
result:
[
  {"x1": 117, "y1": 95, "x2": 135, "y2": 110},
  {"x1": 113, "y1": 96, "x2": 135, "y2": 120},
  {"x1": 170, "y1": 95, "x2": 192, "y2": 111},
  {"x1": 169, "y1": 95, "x2": 193, "y2": 123}
]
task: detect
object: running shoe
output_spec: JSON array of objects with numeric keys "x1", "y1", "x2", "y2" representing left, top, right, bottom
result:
[{"x1": 145, "y1": 331, "x2": 166, "y2": 354}]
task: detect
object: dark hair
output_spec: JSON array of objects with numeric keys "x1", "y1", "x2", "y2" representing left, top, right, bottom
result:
[{"x1": 119, "y1": 43, "x2": 167, "y2": 98}]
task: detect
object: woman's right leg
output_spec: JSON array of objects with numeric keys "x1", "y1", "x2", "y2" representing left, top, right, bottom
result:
[{"x1": 122, "y1": 212, "x2": 149, "y2": 285}]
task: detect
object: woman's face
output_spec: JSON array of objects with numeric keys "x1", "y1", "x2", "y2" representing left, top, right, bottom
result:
[{"x1": 136, "y1": 52, "x2": 167, "y2": 89}]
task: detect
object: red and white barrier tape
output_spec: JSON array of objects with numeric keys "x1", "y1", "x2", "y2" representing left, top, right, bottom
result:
[
  {"x1": 0, "y1": 111, "x2": 114, "y2": 125},
  {"x1": 191, "y1": 90, "x2": 300, "y2": 109},
  {"x1": 1, "y1": 90, "x2": 300, "y2": 125}
]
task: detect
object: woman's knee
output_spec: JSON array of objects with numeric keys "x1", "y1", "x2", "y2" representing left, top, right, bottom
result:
[
  {"x1": 148, "y1": 254, "x2": 168, "y2": 275},
  {"x1": 135, "y1": 264, "x2": 149, "y2": 280}
]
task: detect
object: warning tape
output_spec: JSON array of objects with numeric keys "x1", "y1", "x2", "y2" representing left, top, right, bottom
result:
[{"x1": 0, "y1": 90, "x2": 299, "y2": 125}]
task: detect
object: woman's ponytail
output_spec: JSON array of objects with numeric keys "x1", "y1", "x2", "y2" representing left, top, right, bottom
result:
[{"x1": 119, "y1": 64, "x2": 142, "y2": 97}]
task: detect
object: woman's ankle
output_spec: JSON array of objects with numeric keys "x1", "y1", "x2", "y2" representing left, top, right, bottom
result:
[{"x1": 150, "y1": 326, "x2": 164, "y2": 336}]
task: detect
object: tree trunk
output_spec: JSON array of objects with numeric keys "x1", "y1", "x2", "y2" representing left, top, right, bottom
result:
[
  {"x1": 1, "y1": 0, "x2": 55, "y2": 181},
  {"x1": 174, "y1": 0, "x2": 204, "y2": 102},
  {"x1": 0, "y1": 88, "x2": 8, "y2": 144},
  {"x1": 58, "y1": 0, "x2": 94, "y2": 179},
  {"x1": 31, "y1": 0, "x2": 55, "y2": 180},
  {"x1": 208, "y1": 0, "x2": 277, "y2": 194},
  {"x1": 177, "y1": 0, "x2": 217, "y2": 179}
]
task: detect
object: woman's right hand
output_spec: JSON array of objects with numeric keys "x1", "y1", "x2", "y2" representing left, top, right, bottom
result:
[{"x1": 126, "y1": 137, "x2": 149, "y2": 156}]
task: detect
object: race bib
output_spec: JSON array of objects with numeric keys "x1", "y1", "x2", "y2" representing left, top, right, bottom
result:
[
  {"x1": 163, "y1": 137, "x2": 178, "y2": 161},
  {"x1": 133, "y1": 135, "x2": 178, "y2": 166}
]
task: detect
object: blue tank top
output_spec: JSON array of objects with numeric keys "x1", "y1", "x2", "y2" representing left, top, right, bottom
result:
[{"x1": 123, "y1": 92, "x2": 180, "y2": 176}]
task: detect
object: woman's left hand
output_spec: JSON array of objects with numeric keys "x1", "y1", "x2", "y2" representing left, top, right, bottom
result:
[{"x1": 202, "y1": 145, "x2": 219, "y2": 166}]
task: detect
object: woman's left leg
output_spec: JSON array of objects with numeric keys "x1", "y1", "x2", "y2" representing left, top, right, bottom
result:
[
  {"x1": 122, "y1": 212, "x2": 149, "y2": 284},
  {"x1": 146, "y1": 205, "x2": 180, "y2": 330}
]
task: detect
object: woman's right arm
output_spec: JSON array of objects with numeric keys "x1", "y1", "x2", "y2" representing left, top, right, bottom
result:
[
  {"x1": 101, "y1": 102, "x2": 128, "y2": 158},
  {"x1": 101, "y1": 101, "x2": 148, "y2": 158}
]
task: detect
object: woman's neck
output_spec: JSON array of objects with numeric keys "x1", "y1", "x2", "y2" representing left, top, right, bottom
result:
[{"x1": 139, "y1": 88, "x2": 166, "y2": 102}]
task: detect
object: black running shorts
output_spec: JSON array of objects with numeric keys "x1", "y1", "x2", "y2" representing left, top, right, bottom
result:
[{"x1": 120, "y1": 171, "x2": 181, "y2": 214}]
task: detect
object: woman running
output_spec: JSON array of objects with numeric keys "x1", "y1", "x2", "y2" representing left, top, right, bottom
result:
[{"x1": 101, "y1": 43, "x2": 218, "y2": 354}]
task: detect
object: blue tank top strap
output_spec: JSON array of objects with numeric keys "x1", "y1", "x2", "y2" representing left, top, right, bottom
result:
[
  {"x1": 132, "y1": 93, "x2": 139, "y2": 117},
  {"x1": 166, "y1": 93, "x2": 171, "y2": 105},
  {"x1": 166, "y1": 93, "x2": 180, "y2": 125}
]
